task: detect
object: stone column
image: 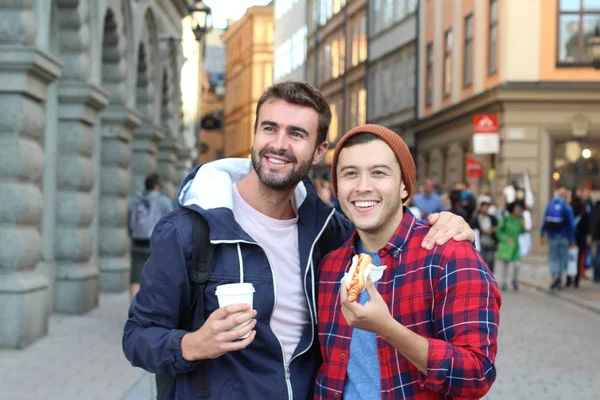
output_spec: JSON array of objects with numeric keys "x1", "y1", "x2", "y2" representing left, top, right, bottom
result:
[
  {"x1": 131, "y1": 124, "x2": 164, "y2": 196},
  {"x1": 175, "y1": 145, "x2": 193, "y2": 192},
  {"x1": 0, "y1": 47, "x2": 61, "y2": 347},
  {"x1": 99, "y1": 106, "x2": 141, "y2": 293},
  {"x1": 53, "y1": 81, "x2": 109, "y2": 314},
  {"x1": 157, "y1": 137, "x2": 181, "y2": 200}
]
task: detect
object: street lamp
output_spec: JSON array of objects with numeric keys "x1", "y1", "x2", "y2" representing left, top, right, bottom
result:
[
  {"x1": 587, "y1": 25, "x2": 600, "y2": 69},
  {"x1": 189, "y1": 2, "x2": 212, "y2": 41}
]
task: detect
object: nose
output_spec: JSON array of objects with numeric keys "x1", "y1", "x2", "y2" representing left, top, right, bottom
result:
[
  {"x1": 271, "y1": 130, "x2": 290, "y2": 151},
  {"x1": 355, "y1": 173, "x2": 373, "y2": 193}
]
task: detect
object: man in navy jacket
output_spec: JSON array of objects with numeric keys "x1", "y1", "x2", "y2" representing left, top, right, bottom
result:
[{"x1": 122, "y1": 81, "x2": 474, "y2": 399}]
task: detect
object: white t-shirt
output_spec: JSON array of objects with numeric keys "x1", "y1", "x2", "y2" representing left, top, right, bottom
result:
[{"x1": 231, "y1": 184, "x2": 309, "y2": 364}]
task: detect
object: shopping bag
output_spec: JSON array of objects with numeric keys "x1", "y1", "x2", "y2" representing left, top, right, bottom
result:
[
  {"x1": 519, "y1": 233, "x2": 531, "y2": 257},
  {"x1": 585, "y1": 249, "x2": 594, "y2": 269},
  {"x1": 567, "y1": 247, "x2": 579, "y2": 277}
]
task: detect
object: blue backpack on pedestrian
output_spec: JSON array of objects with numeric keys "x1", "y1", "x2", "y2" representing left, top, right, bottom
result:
[
  {"x1": 544, "y1": 201, "x2": 567, "y2": 232},
  {"x1": 129, "y1": 194, "x2": 163, "y2": 240}
]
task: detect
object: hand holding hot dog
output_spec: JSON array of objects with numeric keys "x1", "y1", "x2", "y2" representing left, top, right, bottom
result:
[{"x1": 340, "y1": 277, "x2": 394, "y2": 336}]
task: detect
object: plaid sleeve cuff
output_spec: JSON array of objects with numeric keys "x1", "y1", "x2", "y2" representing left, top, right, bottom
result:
[{"x1": 420, "y1": 338, "x2": 454, "y2": 392}]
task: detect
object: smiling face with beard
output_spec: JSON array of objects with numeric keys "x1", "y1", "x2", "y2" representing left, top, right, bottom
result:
[{"x1": 251, "y1": 98, "x2": 328, "y2": 191}]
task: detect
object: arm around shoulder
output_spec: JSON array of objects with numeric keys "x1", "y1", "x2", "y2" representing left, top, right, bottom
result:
[
  {"x1": 122, "y1": 217, "x2": 197, "y2": 376},
  {"x1": 422, "y1": 242, "x2": 501, "y2": 398}
]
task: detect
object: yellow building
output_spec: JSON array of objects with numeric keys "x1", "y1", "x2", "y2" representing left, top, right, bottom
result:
[
  {"x1": 417, "y1": 0, "x2": 600, "y2": 254},
  {"x1": 222, "y1": 5, "x2": 274, "y2": 158}
]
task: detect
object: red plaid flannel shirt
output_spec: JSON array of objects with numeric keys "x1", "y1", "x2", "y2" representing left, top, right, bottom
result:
[{"x1": 315, "y1": 210, "x2": 501, "y2": 399}]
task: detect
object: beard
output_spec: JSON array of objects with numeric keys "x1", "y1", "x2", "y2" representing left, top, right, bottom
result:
[{"x1": 251, "y1": 146, "x2": 314, "y2": 191}]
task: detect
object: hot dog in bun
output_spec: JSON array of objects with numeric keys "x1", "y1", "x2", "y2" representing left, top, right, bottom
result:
[{"x1": 346, "y1": 253, "x2": 372, "y2": 302}]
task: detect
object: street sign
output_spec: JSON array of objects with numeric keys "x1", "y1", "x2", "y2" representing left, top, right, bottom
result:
[
  {"x1": 466, "y1": 155, "x2": 484, "y2": 178},
  {"x1": 473, "y1": 114, "x2": 499, "y2": 154}
]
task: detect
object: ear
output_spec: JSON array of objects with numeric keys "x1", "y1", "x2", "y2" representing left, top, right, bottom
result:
[
  {"x1": 312, "y1": 141, "x2": 329, "y2": 165},
  {"x1": 400, "y1": 181, "x2": 409, "y2": 203}
]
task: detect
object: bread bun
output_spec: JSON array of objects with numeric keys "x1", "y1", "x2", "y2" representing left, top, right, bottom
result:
[{"x1": 346, "y1": 253, "x2": 372, "y2": 302}]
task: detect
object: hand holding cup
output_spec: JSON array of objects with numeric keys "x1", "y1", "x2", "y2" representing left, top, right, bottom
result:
[{"x1": 181, "y1": 303, "x2": 257, "y2": 361}]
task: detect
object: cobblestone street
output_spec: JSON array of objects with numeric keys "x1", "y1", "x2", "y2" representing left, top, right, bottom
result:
[{"x1": 485, "y1": 287, "x2": 600, "y2": 400}]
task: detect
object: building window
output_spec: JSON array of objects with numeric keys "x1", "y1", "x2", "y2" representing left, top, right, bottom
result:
[
  {"x1": 426, "y1": 41, "x2": 433, "y2": 106},
  {"x1": 464, "y1": 14, "x2": 474, "y2": 87},
  {"x1": 358, "y1": 88, "x2": 367, "y2": 125},
  {"x1": 329, "y1": 102, "x2": 339, "y2": 143},
  {"x1": 488, "y1": 0, "x2": 498, "y2": 74},
  {"x1": 558, "y1": 0, "x2": 600, "y2": 64},
  {"x1": 443, "y1": 29, "x2": 453, "y2": 97},
  {"x1": 350, "y1": 14, "x2": 367, "y2": 68}
]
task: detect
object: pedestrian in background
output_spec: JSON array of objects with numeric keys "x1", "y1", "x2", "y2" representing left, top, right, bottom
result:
[
  {"x1": 541, "y1": 187, "x2": 576, "y2": 290},
  {"x1": 449, "y1": 189, "x2": 468, "y2": 220},
  {"x1": 567, "y1": 196, "x2": 590, "y2": 288},
  {"x1": 412, "y1": 178, "x2": 444, "y2": 219},
  {"x1": 127, "y1": 173, "x2": 174, "y2": 299},
  {"x1": 471, "y1": 196, "x2": 498, "y2": 274},
  {"x1": 497, "y1": 202, "x2": 524, "y2": 291}
]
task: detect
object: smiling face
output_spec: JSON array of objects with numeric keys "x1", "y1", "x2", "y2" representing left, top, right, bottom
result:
[
  {"x1": 336, "y1": 138, "x2": 408, "y2": 236},
  {"x1": 251, "y1": 98, "x2": 328, "y2": 191}
]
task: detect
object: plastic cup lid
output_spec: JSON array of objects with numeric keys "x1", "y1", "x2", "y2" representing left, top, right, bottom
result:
[{"x1": 215, "y1": 282, "x2": 255, "y2": 296}]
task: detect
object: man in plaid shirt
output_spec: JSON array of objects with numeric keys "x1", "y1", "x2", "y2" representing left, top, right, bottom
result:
[{"x1": 316, "y1": 124, "x2": 501, "y2": 399}]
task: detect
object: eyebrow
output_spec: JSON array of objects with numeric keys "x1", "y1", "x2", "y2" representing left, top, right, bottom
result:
[
  {"x1": 339, "y1": 164, "x2": 393, "y2": 172},
  {"x1": 260, "y1": 120, "x2": 310, "y2": 136}
]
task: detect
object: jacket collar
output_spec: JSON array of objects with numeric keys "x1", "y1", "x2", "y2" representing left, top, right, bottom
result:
[{"x1": 177, "y1": 159, "x2": 334, "y2": 242}]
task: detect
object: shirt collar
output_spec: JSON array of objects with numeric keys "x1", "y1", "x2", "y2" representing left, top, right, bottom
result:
[{"x1": 348, "y1": 207, "x2": 420, "y2": 259}]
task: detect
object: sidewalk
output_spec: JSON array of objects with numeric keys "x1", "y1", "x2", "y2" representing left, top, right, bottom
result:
[
  {"x1": 0, "y1": 292, "x2": 150, "y2": 400},
  {"x1": 518, "y1": 257, "x2": 600, "y2": 314}
]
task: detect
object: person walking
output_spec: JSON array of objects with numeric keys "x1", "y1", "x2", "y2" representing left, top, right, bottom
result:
[
  {"x1": 541, "y1": 187, "x2": 576, "y2": 290},
  {"x1": 567, "y1": 196, "x2": 590, "y2": 288},
  {"x1": 127, "y1": 173, "x2": 173, "y2": 299},
  {"x1": 471, "y1": 196, "x2": 498, "y2": 274},
  {"x1": 412, "y1": 178, "x2": 444, "y2": 219},
  {"x1": 496, "y1": 202, "x2": 524, "y2": 291}
]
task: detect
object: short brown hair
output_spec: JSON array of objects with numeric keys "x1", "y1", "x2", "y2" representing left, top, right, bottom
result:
[{"x1": 254, "y1": 81, "x2": 332, "y2": 145}]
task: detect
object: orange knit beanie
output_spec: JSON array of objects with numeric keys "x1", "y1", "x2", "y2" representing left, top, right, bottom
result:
[{"x1": 330, "y1": 124, "x2": 416, "y2": 199}]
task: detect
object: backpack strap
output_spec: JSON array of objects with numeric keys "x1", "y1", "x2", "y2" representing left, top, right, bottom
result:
[{"x1": 155, "y1": 211, "x2": 216, "y2": 399}]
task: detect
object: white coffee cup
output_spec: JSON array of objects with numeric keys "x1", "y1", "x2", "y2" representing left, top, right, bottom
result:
[{"x1": 215, "y1": 283, "x2": 255, "y2": 339}]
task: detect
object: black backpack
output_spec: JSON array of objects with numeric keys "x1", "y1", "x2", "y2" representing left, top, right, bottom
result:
[
  {"x1": 155, "y1": 210, "x2": 339, "y2": 399},
  {"x1": 155, "y1": 211, "x2": 216, "y2": 399}
]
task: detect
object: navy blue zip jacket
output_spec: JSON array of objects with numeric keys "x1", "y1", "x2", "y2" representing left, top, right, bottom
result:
[{"x1": 123, "y1": 159, "x2": 353, "y2": 399}]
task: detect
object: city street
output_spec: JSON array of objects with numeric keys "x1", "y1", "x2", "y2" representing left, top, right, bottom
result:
[
  {"x1": 485, "y1": 287, "x2": 600, "y2": 400},
  {"x1": 1, "y1": 266, "x2": 599, "y2": 399}
]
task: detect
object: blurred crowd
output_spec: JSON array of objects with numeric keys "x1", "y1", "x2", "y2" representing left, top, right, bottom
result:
[{"x1": 314, "y1": 175, "x2": 600, "y2": 291}]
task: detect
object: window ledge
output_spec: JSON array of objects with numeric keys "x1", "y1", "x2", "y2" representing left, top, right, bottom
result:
[{"x1": 555, "y1": 62, "x2": 595, "y2": 68}]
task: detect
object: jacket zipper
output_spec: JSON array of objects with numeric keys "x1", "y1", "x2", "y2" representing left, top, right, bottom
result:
[
  {"x1": 211, "y1": 238, "x2": 293, "y2": 400},
  {"x1": 211, "y1": 208, "x2": 337, "y2": 399},
  {"x1": 288, "y1": 209, "x2": 337, "y2": 365}
]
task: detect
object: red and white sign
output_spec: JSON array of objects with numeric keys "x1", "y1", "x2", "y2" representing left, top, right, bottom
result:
[
  {"x1": 466, "y1": 155, "x2": 484, "y2": 178},
  {"x1": 473, "y1": 114, "x2": 499, "y2": 154}
]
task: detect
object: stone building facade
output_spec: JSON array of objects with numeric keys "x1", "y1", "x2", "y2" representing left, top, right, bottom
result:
[
  {"x1": 306, "y1": 0, "x2": 368, "y2": 178},
  {"x1": 0, "y1": 0, "x2": 197, "y2": 349}
]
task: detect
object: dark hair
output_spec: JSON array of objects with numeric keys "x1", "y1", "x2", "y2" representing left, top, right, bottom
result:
[
  {"x1": 506, "y1": 201, "x2": 522, "y2": 214},
  {"x1": 254, "y1": 81, "x2": 332, "y2": 145},
  {"x1": 145, "y1": 173, "x2": 160, "y2": 191},
  {"x1": 571, "y1": 196, "x2": 584, "y2": 215},
  {"x1": 450, "y1": 189, "x2": 462, "y2": 205},
  {"x1": 340, "y1": 133, "x2": 381, "y2": 149}
]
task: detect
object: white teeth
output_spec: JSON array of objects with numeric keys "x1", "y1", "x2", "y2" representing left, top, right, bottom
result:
[
  {"x1": 354, "y1": 201, "x2": 377, "y2": 208},
  {"x1": 267, "y1": 157, "x2": 287, "y2": 164}
]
